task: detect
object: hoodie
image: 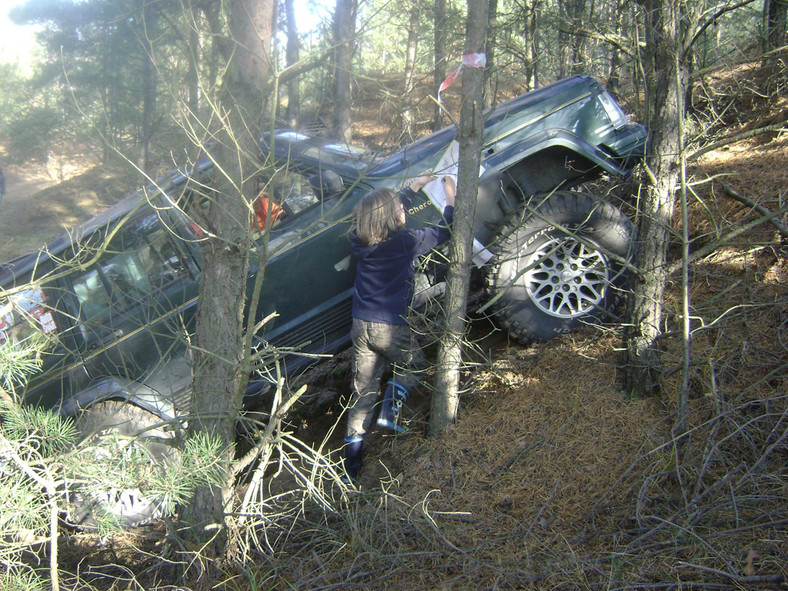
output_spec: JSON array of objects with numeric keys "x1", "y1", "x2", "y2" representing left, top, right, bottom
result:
[{"x1": 350, "y1": 187, "x2": 454, "y2": 325}]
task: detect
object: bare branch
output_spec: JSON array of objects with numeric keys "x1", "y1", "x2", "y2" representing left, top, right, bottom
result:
[
  {"x1": 666, "y1": 204, "x2": 788, "y2": 275},
  {"x1": 721, "y1": 182, "x2": 788, "y2": 238},
  {"x1": 556, "y1": 25, "x2": 641, "y2": 57},
  {"x1": 688, "y1": 121, "x2": 788, "y2": 161},
  {"x1": 685, "y1": 0, "x2": 759, "y2": 55}
]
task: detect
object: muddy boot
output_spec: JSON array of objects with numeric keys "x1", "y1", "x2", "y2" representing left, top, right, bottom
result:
[
  {"x1": 376, "y1": 380, "x2": 410, "y2": 434},
  {"x1": 342, "y1": 437, "x2": 363, "y2": 484}
]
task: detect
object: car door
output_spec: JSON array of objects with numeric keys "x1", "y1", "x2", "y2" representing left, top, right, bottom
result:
[
  {"x1": 63, "y1": 209, "x2": 201, "y2": 408},
  {"x1": 249, "y1": 169, "x2": 361, "y2": 366}
]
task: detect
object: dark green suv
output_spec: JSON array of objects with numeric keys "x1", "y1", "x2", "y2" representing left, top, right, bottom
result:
[{"x1": 1, "y1": 75, "x2": 646, "y2": 525}]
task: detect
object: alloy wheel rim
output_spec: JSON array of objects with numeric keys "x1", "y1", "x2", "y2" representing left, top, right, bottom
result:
[{"x1": 522, "y1": 236, "x2": 609, "y2": 318}]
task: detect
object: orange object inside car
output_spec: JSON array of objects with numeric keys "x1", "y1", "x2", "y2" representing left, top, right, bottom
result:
[{"x1": 254, "y1": 192, "x2": 284, "y2": 229}]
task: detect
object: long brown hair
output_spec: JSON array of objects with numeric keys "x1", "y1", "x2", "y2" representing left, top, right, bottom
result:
[{"x1": 351, "y1": 188, "x2": 405, "y2": 246}]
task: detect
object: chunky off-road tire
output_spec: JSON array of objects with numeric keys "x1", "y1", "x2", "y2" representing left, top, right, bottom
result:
[
  {"x1": 487, "y1": 191, "x2": 634, "y2": 344},
  {"x1": 66, "y1": 400, "x2": 179, "y2": 530}
]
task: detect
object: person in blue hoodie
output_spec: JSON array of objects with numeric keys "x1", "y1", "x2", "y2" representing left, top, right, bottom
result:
[{"x1": 343, "y1": 174, "x2": 456, "y2": 482}]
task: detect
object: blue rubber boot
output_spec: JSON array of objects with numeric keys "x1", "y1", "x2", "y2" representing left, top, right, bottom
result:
[
  {"x1": 376, "y1": 380, "x2": 410, "y2": 433},
  {"x1": 342, "y1": 437, "x2": 363, "y2": 484}
]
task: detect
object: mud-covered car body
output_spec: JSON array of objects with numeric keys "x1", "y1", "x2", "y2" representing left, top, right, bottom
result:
[{"x1": 1, "y1": 74, "x2": 646, "y2": 423}]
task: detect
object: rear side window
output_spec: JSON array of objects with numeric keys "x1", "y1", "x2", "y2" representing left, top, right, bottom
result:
[
  {"x1": 0, "y1": 284, "x2": 59, "y2": 346},
  {"x1": 70, "y1": 212, "x2": 195, "y2": 321},
  {"x1": 0, "y1": 260, "x2": 62, "y2": 394}
]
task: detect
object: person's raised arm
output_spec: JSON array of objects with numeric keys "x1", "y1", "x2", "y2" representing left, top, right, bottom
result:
[
  {"x1": 441, "y1": 176, "x2": 456, "y2": 208},
  {"x1": 408, "y1": 175, "x2": 437, "y2": 193}
]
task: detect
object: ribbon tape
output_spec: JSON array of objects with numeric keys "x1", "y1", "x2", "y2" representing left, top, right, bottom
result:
[{"x1": 438, "y1": 52, "x2": 487, "y2": 102}]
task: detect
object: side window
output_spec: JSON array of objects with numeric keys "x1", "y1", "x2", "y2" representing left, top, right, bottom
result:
[
  {"x1": 251, "y1": 172, "x2": 319, "y2": 234},
  {"x1": 70, "y1": 213, "x2": 194, "y2": 321},
  {"x1": 275, "y1": 172, "x2": 319, "y2": 216}
]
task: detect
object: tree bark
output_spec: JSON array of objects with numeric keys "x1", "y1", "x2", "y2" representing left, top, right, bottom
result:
[
  {"x1": 557, "y1": 0, "x2": 571, "y2": 77},
  {"x1": 483, "y1": 0, "x2": 498, "y2": 107},
  {"x1": 188, "y1": 25, "x2": 200, "y2": 120},
  {"x1": 522, "y1": 0, "x2": 540, "y2": 90},
  {"x1": 558, "y1": 0, "x2": 588, "y2": 76},
  {"x1": 623, "y1": 0, "x2": 688, "y2": 398},
  {"x1": 607, "y1": 0, "x2": 624, "y2": 95},
  {"x1": 140, "y1": 4, "x2": 155, "y2": 176},
  {"x1": 763, "y1": 0, "x2": 787, "y2": 58},
  {"x1": 284, "y1": 0, "x2": 300, "y2": 128},
  {"x1": 333, "y1": 0, "x2": 357, "y2": 143},
  {"x1": 431, "y1": 0, "x2": 488, "y2": 436},
  {"x1": 183, "y1": 0, "x2": 275, "y2": 557},
  {"x1": 433, "y1": 0, "x2": 447, "y2": 131},
  {"x1": 402, "y1": 0, "x2": 420, "y2": 142}
]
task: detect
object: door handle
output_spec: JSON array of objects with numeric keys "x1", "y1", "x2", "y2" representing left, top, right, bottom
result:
[{"x1": 87, "y1": 329, "x2": 124, "y2": 351}]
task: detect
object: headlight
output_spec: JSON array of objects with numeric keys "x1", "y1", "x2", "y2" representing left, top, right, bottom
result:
[{"x1": 597, "y1": 91, "x2": 628, "y2": 130}]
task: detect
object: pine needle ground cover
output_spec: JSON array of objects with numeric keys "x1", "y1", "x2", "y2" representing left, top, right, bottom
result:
[{"x1": 1, "y1": 59, "x2": 785, "y2": 590}]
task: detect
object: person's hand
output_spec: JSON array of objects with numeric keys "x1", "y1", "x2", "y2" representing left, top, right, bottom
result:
[
  {"x1": 441, "y1": 176, "x2": 456, "y2": 207},
  {"x1": 408, "y1": 175, "x2": 437, "y2": 193}
]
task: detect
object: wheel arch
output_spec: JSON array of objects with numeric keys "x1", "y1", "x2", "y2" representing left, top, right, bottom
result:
[
  {"x1": 483, "y1": 128, "x2": 636, "y2": 196},
  {"x1": 474, "y1": 146, "x2": 603, "y2": 246},
  {"x1": 59, "y1": 377, "x2": 178, "y2": 422},
  {"x1": 497, "y1": 146, "x2": 598, "y2": 198}
]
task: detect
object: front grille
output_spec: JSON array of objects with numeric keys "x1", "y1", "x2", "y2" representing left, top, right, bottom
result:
[{"x1": 272, "y1": 296, "x2": 353, "y2": 357}]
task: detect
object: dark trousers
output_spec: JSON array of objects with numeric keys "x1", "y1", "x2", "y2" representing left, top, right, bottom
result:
[{"x1": 346, "y1": 318, "x2": 426, "y2": 438}]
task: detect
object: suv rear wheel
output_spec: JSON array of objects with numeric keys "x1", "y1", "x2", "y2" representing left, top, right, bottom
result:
[
  {"x1": 66, "y1": 400, "x2": 179, "y2": 530},
  {"x1": 487, "y1": 191, "x2": 634, "y2": 344}
]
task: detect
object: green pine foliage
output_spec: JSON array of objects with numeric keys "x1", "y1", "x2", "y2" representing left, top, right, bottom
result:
[
  {"x1": 0, "y1": 398, "x2": 77, "y2": 456},
  {"x1": 0, "y1": 338, "x2": 46, "y2": 397},
  {"x1": 0, "y1": 398, "x2": 73, "y2": 584},
  {"x1": 0, "y1": 327, "x2": 227, "y2": 577}
]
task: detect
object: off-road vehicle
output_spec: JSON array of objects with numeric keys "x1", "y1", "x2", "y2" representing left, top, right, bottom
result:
[{"x1": 0, "y1": 74, "x2": 646, "y2": 526}]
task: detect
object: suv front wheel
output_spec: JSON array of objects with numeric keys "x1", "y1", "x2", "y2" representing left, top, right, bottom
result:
[{"x1": 487, "y1": 191, "x2": 634, "y2": 344}]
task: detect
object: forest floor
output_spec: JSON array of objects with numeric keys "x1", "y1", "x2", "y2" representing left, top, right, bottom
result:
[{"x1": 1, "y1": 58, "x2": 786, "y2": 590}]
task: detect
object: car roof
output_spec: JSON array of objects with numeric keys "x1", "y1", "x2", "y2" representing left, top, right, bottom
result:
[
  {"x1": 368, "y1": 75, "x2": 599, "y2": 178},
  {"x1": 261, "y1": 131, "x2": 376, "y2": 177}
]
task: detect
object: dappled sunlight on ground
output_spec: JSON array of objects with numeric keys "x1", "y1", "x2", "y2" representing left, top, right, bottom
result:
[{"x1": 2, "y1": 58, "x2": 786, "y2": 589}]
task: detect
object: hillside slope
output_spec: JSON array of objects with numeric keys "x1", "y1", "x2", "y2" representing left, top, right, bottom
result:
[
  {"x1": 4, "y1": 60, "x2": 786, "y2": 589},
  {"x1": 262, "y1": 59, "x2": 787, "y2": 590}
]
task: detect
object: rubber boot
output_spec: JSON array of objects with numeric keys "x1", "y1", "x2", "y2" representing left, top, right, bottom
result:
[
  {"x1": 342, "y1": 437, "x2": 363, "y2": 484},
  {"x1": 376, "y1": 380, "x2": 410, "y2": 433}
]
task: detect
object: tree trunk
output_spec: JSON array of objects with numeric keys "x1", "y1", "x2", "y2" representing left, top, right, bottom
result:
[
  {"x1": 140, "y1": 28, "x2": 155, "y2": 175},
  {"x1": 607, "y1": 0, "x2": 624, "y2": 95},
  {"x1": 285, "y1": 0, "x2": 300, "y2": 128},
  {"x1": 623, "y1": 0, "x2": 688, "y2": 398},
  {"x1": 183, "y1": 0, "x2": 275, "y2": 557},
  {"x1": 483, "y1": 0, "x2": 498, "y2": 108},
  {"x1": 402, "y1": 0, "x2": 420, "y2": 142},
  {"x1": 522, "y1": 0, "x2": 540, "y2": 90},
  {"x1": 430, "y1": 0, "x2": 488, "y2": 436},
  {"x1": 333, "y1": 0, "x2": 357, "y2": 143},
  {"x1": 558, "y1": 0, "x2": 587, "y2": 75},
  {"x1": 557, "y1": 0, "x2": 571, "y2": 77},
  {"x1": 433, "y1": 0, "x2": 447, "y2": 131},
  {"x1": 132, "y1": 0, "x2": 157, "y2": 176},
  {"x1": 188, "y1": 25, "x2": 200, "y2": 120},
  {"x1": 763, "y1": 0, "x2": 787, "y2": 58}
]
